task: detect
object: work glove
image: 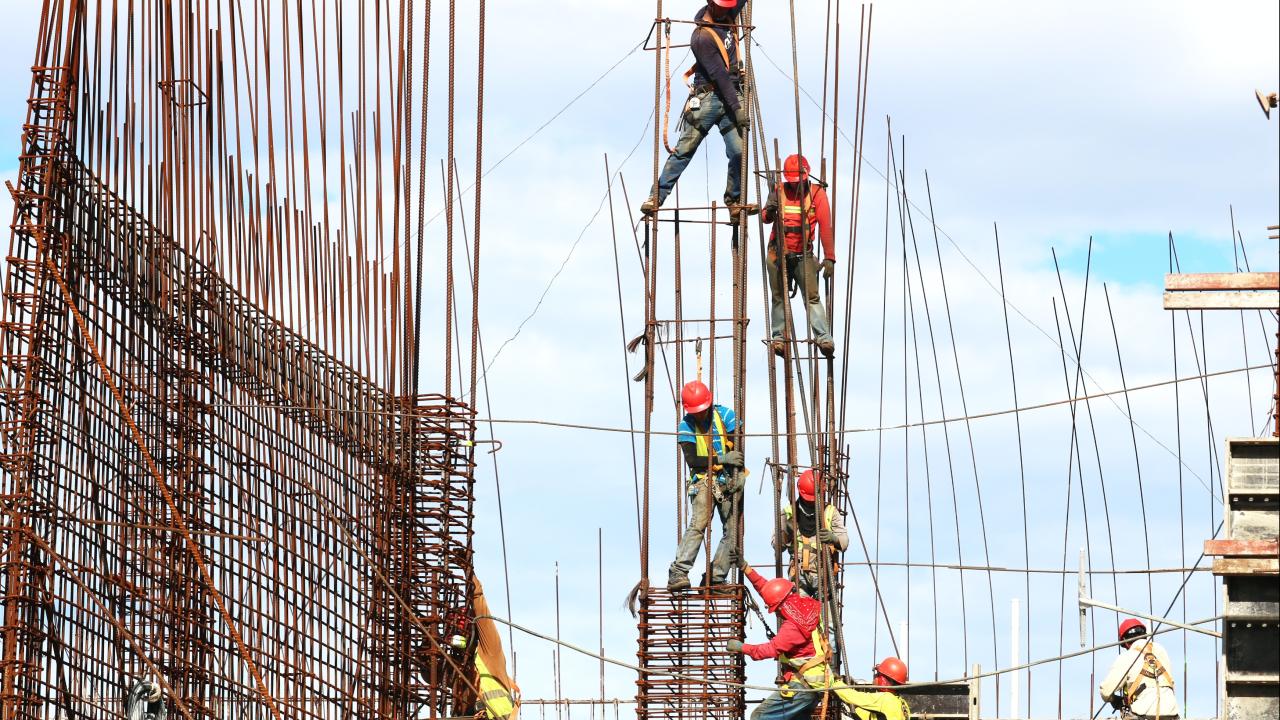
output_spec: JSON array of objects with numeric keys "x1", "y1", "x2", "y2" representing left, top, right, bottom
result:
[
  {"x1": 817, "y1": 528, "x2": 838, "y2": 545},
  {"x1": 822, "y1": 259, "x2": 835, "y2": 281},
  {"x1": 724, "y1": 472, "x2": 746, "y2": 494},
  {"x1": 719, "y1": 450, "x2": 744, "y2": 468},
  {"x1": 1108, "y1": 693, "x2": 1125, "y2": 712},
  {"x1": 734, "y1": 107, "x2": 751, "y2": 133},
  {"x1": 726, "y1": 639, "x2": 744, "y2": 654}
]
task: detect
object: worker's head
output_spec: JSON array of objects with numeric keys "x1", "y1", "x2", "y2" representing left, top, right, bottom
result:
[
  {"x1": 872, "y1": 657, "x2": 908, "y2": 690},
  {"x1": 782, "y1": 154, "x2": 810, "y2": 187},
  {"x1": 1118, "y1": 618, "x2": 1147, "y2": 649},
  {"x1": 796, "y1": 468, "x2": 818, "y2": 503},
  {"x1": 681, "y1": 381, "x2": 713, "y2": 418},
  {"x1": 758, "y1": 576, "x2": 794, "y2": 613},
  {"x1": 706, "y1": 0, "x2": 738, "y2": 20}
]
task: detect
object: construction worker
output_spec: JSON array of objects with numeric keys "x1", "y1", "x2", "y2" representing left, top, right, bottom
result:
[
  {"x1": 641, "y1": 0, "x2": 751, "y2": 218},
  {"x1": 728, "y1": 562, "x2": 911, "y2": 720},
  {"x1": 1099, "y1": 619, "x2": 1179, "y2": 719},
  {"x1": 775, "y1": 468, "x2": 848, "y2": 598},
  {"x1": 125, "y1": 679, "x2": 167, "y2": 720},
  {"x1": 471, "y1": 577, "x2": 520, "y2": 720},
  {"x1": 668, "y1": 380, "x2": 743, "y2": 590},
  {"x1": 762, "y1": 154, "x2": 836, "y2": 358}
]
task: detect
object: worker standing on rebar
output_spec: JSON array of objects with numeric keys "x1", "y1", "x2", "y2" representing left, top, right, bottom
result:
[
  {"x1": 762, "y1": 154, "x2": 836, "y2": 358},
  {"x1": 1099, "y1": 619, "x2": 1180, "y2": 720},
  {"x1": 728, "y1": 562, "x2": 911, "y2": 720},
  {"x1": 775, "y1": 468, "x2": 848, "y2": 599},
  {"x1": 667, "y1": 380, "x2": 743, "y2": 591},
  {"x1": 641, "y1": 0, "x2": 752, "y2": 219}
]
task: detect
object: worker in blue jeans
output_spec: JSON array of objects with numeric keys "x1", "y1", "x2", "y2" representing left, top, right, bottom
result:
[{"x1": 641, "y1": 0, "x2": 751, "y2": 219}]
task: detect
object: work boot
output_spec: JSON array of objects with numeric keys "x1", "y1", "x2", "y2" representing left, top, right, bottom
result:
[
  {"x1": 817, "y1": 338, "x2": 835, "y2": 358},
  {"x1": 771, "y1": 339, "x2": 786, "y2": 358},
  {"x1": 666, "y1": 575, "x2": 691, "y2": 591},
  {"x1": 726, "y1": 202, "x2": 758, "y2": 223},
  {"x1": 707, "y1": 582, "x2": 737, "y2": 596},
  {"x1": 640, "y1": 196, "x2": 660, "y2": 215}
]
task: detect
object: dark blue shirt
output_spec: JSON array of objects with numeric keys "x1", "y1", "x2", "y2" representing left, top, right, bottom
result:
[{"x1": 689, "y1": 6, "x2": 743, "y2": 115}]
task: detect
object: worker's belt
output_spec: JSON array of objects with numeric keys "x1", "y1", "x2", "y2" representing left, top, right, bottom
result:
[{"x1": 690, "y1": 80, "x2": 743, "y2": 96}]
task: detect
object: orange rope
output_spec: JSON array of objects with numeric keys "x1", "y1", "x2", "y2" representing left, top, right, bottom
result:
[{"x1": 662, "y1": 20, "x2": 676, "y2": 154}]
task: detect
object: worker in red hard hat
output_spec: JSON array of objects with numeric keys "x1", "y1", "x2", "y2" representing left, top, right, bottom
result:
[
  {"x1": 1099, "y1": 619, "x2": 1179, "y2": 719},
  {"x1": 641, "y1": 0, "x2": 755, "y2": 220},
  {"x1": 775, "y1": 468, "x2": 848, "y2": 599},
  {"x1": 727, "y1": 560, "x2": 911, "y2": 720},
  {"x1": 762, "y1": 154, "x2": 836, "y2": 358},
  {"x1": 667, "y1": 380, "x2": 743, "y2": 591}
]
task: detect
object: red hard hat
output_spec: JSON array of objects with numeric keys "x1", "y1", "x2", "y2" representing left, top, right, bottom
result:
[
  {"x1": 758, "y1": 577, "x2": 794, "y2": 612},
  {"x1": 681, "y1": 381, "x2": 713, "y2": 414},
  {"x1": 783, "y1": 154, "x2": 810, "y2": 183},
  {"x1": 796, "y1": 469, "x2": 817, "y2": 502},
  {"x1": 709, "y1": 0, "x2": 740, "y2": 8},
  {"x1": 873, "y1": 656, "x2": 908, "y2": 685},
  {"x1": 1118, "y1": 618, "x2": 1146, "y2": 643}
]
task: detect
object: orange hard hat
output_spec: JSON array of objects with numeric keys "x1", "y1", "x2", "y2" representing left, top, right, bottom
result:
[
  {"x1": 709, "y1": 0, "x2": 739, "y2": 7},
  {"x1": 797, "y1": 469, "x2": 818, "y2": 502},
  {"x1": 681, "y1": 381, "x2": 713, "y2": 414},
  {"x1": 783, "y1": 154, "x2": 810, "y2": 183},
  {"x1": 758, "y1": 576, "x2": 794, "y2": 612},
  {"x1": 873, "y1": 656, "x2": 908, "y2": 686},
  {"x1": 1118, "y1": 618, "x2": 1146, "y2": 644}
]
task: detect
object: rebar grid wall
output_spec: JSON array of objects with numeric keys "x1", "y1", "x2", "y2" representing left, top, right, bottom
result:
[{"x1": 1, "y1": 3, "x2": 480, "y2": 720}]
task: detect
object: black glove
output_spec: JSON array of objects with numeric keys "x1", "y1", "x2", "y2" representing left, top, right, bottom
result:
[
  {"x1": 727, "y1": 639, "x2": 744, "y2": 653},
  {"x1": 816, "y1": 529, "x2": 837, "y2": 545},
  {"x1": 822, "y1": 259, "x2": 835, "y2": 281},
  {"x1": 734, "y1": 107, "x2": 750, "y2": 133},
  {"x1": 719, "y1": 450, "x2": 744, "y2": 468},
  {"x1": 1108, "y1": 693, "x2": 1125, "y2": 712}
]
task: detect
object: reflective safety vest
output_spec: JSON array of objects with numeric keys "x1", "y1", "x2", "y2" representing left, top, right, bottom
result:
[
  {"x1": 777, "y1": 624, "x2": 833, "y2": 687},
  {"x1": 1124, "y1": 641, "x2": 1175, "y2": 707},
  {"x1": 779, "y1": 186, "x2": 820, "y2": 247},
  {"x1": 690, "y1": 408, "x2": 731, "y2": 483},
  {"x1": 782, "y1": 503, "x2": 840, "y2": 574},
  {"x1": 476, "y1": 655, "x2": 517, "y2": 720}
]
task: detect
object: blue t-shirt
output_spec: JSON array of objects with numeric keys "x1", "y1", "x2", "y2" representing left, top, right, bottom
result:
[{"x1": 677, "y1": 404, "x2": 738, "y2": 483}]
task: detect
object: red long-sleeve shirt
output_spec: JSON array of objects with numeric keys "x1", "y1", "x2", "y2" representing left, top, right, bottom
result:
[
  {"x1": 741, "y1": 567, "x2": 819, "y2": 662},
  {"x1": 763, "y1": 184, "x2": 836, "y2": 261}
]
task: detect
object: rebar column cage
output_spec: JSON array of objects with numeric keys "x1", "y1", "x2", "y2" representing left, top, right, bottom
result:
[
  {"x1": 637, "y1": 588, "x2": 747, "y2": 720},
  {"x1": 0, "y1": 29, "x2": 477, "y2": 720}
]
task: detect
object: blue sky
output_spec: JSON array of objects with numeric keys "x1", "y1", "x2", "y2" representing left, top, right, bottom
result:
[{"x1": 1, "y1": 2, "x2": 1277, "y2": 719}]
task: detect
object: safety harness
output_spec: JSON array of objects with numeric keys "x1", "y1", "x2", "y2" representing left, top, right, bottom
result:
[
  {"x1": 779, "y1": 185, "x2": 820, "y2": 247},
  {"x1": 682, "y1": 20, "x2": 739, "y2": 89},
  {"x1": 1123, "y1": 641, "x2": 1175, "y2": 708},
  {"x1": 782, "y1": 502, "x2": 840, "y2": 575},
  {"x1": 690, "y1": 407, "x2": 732, "y2": 495}
]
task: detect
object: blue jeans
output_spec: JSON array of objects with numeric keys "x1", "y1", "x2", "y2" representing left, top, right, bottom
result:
[
  {"x1": 751, "y1": 681, "x2": 820, "y2": 720},
  {"x1": 767, "y1": 248, "x2": 832, "y2": 342},
  {"x1": 651, "y1": 89, "x2": 743, "y2": 205},
  {"x1": 668, "y1": 478, "x2": 739, "y2": 584}
]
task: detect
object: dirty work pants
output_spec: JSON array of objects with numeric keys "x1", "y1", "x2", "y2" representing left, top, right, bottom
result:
[
  {"x1": 650, "y1": 88, "x2": 743, "y2": 206},
  {"x1": 767, "y1": 249, "x2": 831, "y2": 343},
  {"x1": 751, "y1": 680, "x2": 819, "y2": 720},
  {"x1": 669, "y1": 481, "x2": 738, "y2": 585}
]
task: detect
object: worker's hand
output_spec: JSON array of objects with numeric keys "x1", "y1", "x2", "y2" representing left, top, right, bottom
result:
[
  {"x1": 817, "y1": 529, "x2": 837, "y2": 545},
  {"x1": 726, "y1": 639, "x2": 744, "y2": 654},
  {"x1": 1108, "y1": 693, "x2": 1125, "y2": 712},
  {"x1": 725, "y1": 472, "x2": 746, "y2": 494},
  {"x1": 734, "y1": 107, "x2": 750, "y2": 133},
  {"x1": 719, "y1": 450, "x2": 744, "y2": 468},
  {"x1": 822, "y1": 259, "x2": 835, "y2": 281}
]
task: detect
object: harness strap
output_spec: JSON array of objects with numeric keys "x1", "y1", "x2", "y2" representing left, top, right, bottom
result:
[
  {"x1": 683, "y1": 23, "x2": 736, "y2": 87},
  {"x1": 1123, "y1": 642, "x2": 1174, "y2": 705}
]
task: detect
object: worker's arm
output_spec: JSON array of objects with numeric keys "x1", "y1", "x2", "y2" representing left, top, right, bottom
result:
[
  {"x1": 827, "y1": 506, "x2": 850, "y2": 551},
  {"x1": 690, "y1": 27, "x2": 741, "y2": 115},
  {"x1": 762, "y1": 186, "x2": 779, "y2": 224},
  {"x1": 1098, "y1": 654, "x2": 1132, "y2": 702},
  {"x1": 839, "y1": 689, "x2": 908, "y2": 720},
  {"x1": 680, "y1": 441, "x2": 712, "y2": 472},
  {"x1": 742, "y1": 618, "x2": 809, "y2": 661},
  {"x1": 773, "y1": 510, "x2": 793, "y2": 550},
  {"x1": 814, "y1": 188, "x2": 835, "y2": 262}
]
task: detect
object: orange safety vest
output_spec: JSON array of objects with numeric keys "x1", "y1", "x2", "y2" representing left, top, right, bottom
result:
[{"x1": 777, "y1": 185, "x2": 820, "y2": 252}]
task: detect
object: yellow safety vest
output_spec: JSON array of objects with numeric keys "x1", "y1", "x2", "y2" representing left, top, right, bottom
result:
[
  {"x1": 782, "y1": 503, "x2": 840, "y2": 574},
  {"x1": 690, "y1": 408, "x2": 731, "y2": 482},
  {"x1": 476, "y1": 655, "x2": 517, "y2": 720}
]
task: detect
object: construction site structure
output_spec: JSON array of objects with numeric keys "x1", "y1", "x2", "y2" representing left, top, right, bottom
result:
[{"x1": 0, "y1": 3, "x2": 487, "y2": 720}]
